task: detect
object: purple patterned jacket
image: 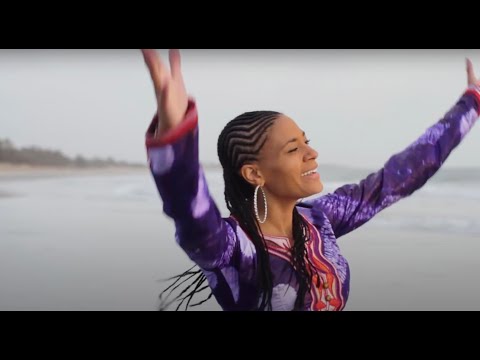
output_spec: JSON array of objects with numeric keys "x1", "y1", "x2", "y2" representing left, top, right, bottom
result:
[{"x1": 146, "y1": 88, "x2": 480, "y2": 311}]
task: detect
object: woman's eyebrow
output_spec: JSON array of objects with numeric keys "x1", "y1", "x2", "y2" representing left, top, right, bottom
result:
[{"x1": 282, "y1": 131, "x2": 306, "y2": 148}]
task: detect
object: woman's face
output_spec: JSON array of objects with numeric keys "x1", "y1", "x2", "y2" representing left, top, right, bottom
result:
[{"x1": 256, "y1": 115, "x2": 323, "y2": 201}]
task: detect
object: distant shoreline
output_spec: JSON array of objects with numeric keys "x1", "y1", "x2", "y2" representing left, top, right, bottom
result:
[
  {"x1": 0, "y1": 163, "x2": 149, "y2": 180},
  {"x1": 2, "y1": 162, "x2": 479, "y2": 183}
]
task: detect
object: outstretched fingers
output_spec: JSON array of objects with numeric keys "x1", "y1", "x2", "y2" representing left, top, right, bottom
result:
[{"x1": 142, "y1": 49, "x2": 169, "y2": 93}]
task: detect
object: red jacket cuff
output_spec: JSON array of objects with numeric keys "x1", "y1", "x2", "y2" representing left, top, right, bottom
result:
[
  {"x1": 145, "y1": 98, "x2": 198, "y2": 148},
  {"x1": 464, "y1": 85, "x2": 480, "y2": 111}
]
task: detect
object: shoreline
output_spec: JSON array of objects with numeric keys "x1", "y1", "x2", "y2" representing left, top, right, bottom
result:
[{"x1": 0, "y1": 163, "x2": 149, "y2": 180}]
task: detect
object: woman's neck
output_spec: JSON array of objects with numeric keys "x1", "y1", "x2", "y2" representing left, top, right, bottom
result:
[{"x1": 258, "y1": 196, "x2": 297, "y2": 239}]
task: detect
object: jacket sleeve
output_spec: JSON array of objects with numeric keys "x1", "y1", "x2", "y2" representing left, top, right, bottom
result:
[
  {"x1": 145, "y1": 99, "x2": 238, "y2": 270},
  {"x1": 306, "y1": 88, "x2": 480, "y2": 238}
]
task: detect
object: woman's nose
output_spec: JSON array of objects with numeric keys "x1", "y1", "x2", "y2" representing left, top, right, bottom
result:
[{"x1": 305, "y1": 146, "x2": 318, "y2": 161}]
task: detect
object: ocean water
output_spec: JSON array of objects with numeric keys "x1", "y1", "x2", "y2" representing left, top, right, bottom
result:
[{"x1": 1, "y1": 168, "x2": 480, "y2": 311}]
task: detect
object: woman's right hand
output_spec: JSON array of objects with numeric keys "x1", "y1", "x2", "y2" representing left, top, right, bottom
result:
[
  {"x1": 467, "y1": 58, "x2": 480, "y2": 88},
  {"x1": 141, "y1": 49, "x2": 189, "y2": 135}
]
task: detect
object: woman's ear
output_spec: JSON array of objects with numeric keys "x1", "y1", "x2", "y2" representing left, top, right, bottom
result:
[{"x1": 240, "y1": 164, "x2": 264, "y2": 187}]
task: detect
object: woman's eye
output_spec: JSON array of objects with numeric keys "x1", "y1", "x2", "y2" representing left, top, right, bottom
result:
[{"x1": 288, "y1": 140, "x2": 311, "y2": 153}]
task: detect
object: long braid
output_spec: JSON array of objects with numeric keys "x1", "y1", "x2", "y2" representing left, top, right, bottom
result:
[
  {"x1": 158, "y1": 111, "x2": 315, "y2": 311},
  {"x1": 291, "y1": 208, "x2": 315, "y2": 310}
]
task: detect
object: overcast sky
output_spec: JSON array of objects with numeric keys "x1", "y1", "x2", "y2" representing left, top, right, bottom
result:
[{"x1": 1, "y1": 49, "x2": 480, "y2": 169}]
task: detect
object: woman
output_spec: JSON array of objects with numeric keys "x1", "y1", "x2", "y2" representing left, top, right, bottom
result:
[{"x1": 142, "y1": 49, "x2": 480, "y2": 311}]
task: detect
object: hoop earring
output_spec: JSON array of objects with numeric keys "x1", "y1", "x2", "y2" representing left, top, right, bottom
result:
[{"x1": 254, "y1": 185, "x2": 268, "y2": 224}]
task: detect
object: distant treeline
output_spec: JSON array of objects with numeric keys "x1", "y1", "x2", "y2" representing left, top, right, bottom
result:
[{"x1": 0, "y1": 138, "x2": 143, "y2": 168}]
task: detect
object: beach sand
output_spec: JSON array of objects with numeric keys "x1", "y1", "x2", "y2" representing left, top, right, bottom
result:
[
  {"x1": 0, "y1": 163, "x2": 149, "y2": 181},
  {"x1": 0, "y1": 190, "x2": 15, "y2": 198}
]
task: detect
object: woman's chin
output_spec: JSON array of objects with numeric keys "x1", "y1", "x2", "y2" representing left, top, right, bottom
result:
[
  {"x1": 303, "y1": 182, "x2": 324, "y2": 198},
  {"x1": 312, "y1": 181, "x2": 324, "y2": 194}
]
